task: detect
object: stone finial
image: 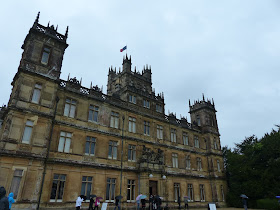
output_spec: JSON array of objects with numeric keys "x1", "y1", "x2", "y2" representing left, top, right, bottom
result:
[
  {"x1": 203, "y1": 93, "x2": 205, "y2": 101},
  {"x1": 189, "y1": 99, "x2": 191, "y2": 106},
  {"x1": 56, "y1": 25, "x2": 58, "y2": 31}
]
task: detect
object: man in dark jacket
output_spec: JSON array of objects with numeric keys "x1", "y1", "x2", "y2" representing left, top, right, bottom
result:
[{"x1": 0, "y1": 187, "x2": 9, "y2": 210}]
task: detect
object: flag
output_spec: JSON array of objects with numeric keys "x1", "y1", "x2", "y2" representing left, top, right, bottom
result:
[{"x1": 120, "y1": 46, "x2": 127, "y2": 52}]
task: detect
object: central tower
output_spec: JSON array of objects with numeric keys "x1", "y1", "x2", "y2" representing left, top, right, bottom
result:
[{"x1": 107, "y1": 55, "x2": 164, "y2": 116}]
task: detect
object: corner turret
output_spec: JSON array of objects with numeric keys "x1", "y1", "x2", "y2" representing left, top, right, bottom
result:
[{"x1": 19, "y1": 12, "x2": 69, "y2": 80}]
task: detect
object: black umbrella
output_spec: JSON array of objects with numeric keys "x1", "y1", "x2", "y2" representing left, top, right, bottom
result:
[
  {"x1": 90, "y1": 195, "x2": 97, "y2": 198},
  {"x1": 115, "y1": 195, "x2": 123, "y2": 200}
]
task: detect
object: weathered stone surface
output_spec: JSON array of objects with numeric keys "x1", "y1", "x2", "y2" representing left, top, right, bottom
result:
[{"x1": 0, "y1": 14, "x2": 226, "y2": 209}]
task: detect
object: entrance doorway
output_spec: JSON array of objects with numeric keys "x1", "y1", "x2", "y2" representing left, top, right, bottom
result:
[{"x1": 149, "y1": 181, "x2": 158, "y2": 196}]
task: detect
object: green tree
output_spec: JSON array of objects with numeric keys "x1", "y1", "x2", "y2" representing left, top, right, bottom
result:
[{"x1": 223, "y1": 127, "x2": 280, "y2": 209}]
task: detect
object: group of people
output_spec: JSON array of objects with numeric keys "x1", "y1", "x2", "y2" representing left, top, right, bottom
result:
[
  {"x1": 75, "y1": 195, "x2": 101, "y2": 210},
  {"x1": 0, "y1": 187, "x2": 15, "y2": 210},
  {"x1": 138, "y1": 195, "x2": 189, "y2": 210}
]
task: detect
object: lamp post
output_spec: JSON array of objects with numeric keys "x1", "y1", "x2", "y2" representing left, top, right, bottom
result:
[{"x1": 119, "y1": 116, "x2": 125, "y2": 209}]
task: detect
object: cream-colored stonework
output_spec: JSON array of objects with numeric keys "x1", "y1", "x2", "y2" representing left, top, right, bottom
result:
[{"x1": 0, "y1": 13, "x2": 227, "y2": 209}]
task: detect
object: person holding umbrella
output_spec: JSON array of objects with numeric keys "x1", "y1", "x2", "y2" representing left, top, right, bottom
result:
[
  {"x1": 88, "y1": 195, "x2": 96, "y2": 210},
  {"x1": 240, "y1": 194, "x2": 248, "y2": 210},
  {"x1": 114, "y1": 195, "x2": 122, "y2": 210},
  {"x1": 94, "y1": 197, "x2": 102, "y2": 210},
  {"x1": 136, "y1": 194, "x2": 142, "y2": 210},
  {"x1": 140, "y1": 195, "x2": 147, "y2": 209}
]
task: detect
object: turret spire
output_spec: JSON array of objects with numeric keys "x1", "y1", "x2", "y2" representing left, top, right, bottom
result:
[
  {"x1": 65, "y1": 26, "x2": 69, "y2": 39},
  {"x1": 35, "y1": 11, "x2": 40, "y2": 23}
]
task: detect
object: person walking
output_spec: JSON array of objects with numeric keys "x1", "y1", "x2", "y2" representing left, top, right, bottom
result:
[
  {"x1": 184, "y1": 196, "x2": 189, "y2": 210},
  {"x1": 141, "y1": 199, "x2": 146, "y2": 210},
  {"x1": 88, "y1": 197, "x2": 95, "y2": 210},
  {"x1": 8, "y1": 193, "x2": 14, "y2": 210},
  {"x1": 177, "y1": 196, "x2": 181, "y2": 209},
  {"x1": 114, "y1": 198, "x2": 120, "y2": 210},
  {"x1": 93, "y1": 197, "x2": 100, "y2": 210},
  {"x1": 0, "y1": 187, "x2": 9, "y2": 210},
  {"x1": 242, "y1": 198, "x2": 247, "y2": 210},
  {"x1": 76, "y1": 195, "x2": 84, "y2": 210}
]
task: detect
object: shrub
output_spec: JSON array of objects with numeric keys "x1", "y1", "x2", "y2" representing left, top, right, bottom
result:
[{"x1": 256, "y1": 199, "x2": 279, "y2": 210}]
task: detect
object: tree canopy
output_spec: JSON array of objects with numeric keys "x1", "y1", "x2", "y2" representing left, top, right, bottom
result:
[{"x1": 223, "y1": 127, "x2": 280, "y2": 208}]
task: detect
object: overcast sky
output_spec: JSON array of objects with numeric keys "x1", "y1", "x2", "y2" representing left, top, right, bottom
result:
[{"x1": 1, "y1": 1, "x2": 280, "y2": 148}]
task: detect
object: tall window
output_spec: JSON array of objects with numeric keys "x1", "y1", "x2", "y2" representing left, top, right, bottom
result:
[
  {"x1": 110, "y1": 111, "x2": 119, "y2": 128},
  {"x1": 194, "y1": 136, "x2": 200, "y2": 148},
  {"x1": 144, "y1": 121, "x2": 150, "y2": 135},
  {"x1": 171, "y1": 128, "x2": 176, "y2": 143},
  {"x1": 85, "y1": 136, "x2": 96, "y2": 156},
  {"x1": 214, "y1": 138, "x2": 218, "y2": 149},
  {"x1": 50, "y1": 174, "x2": 66, "y2": 202},
  {"x1": 174, "y1": 183, "x2": 180, "y2": 202},
  {"x1": 9, "y1": 169, "x2": 24, "y2": 199},
  {"x1": 58, "y1": 131, "x2": 72, "y2": 153},
  {"x1": 108, "y1": 141, "x2": 117, "y2": 159},
  {"x1": 127, "y1": 180, "x2": 136, "y2": 201},
  {"x1": 183, "y1": 133, "x2": 189, "y2": 145},
  {"x1": 106, "y1": 178, "x2": 116, "y2": 201},
  {"x1": 196, "y1": 115, "x2": 201, "y2": 126},
  {"x1": 64, "y1": 98, "x2": 76, "y2": 118},
  {"x1": 143, "y1": 100, "x2": 150, "y2": 108},
  {"x1": 217, "y1": 160, "x2": 221, "y2": 172},
  {"x1": 128, "y1": 117, "x2": 136, "y2": 133},
  {"x1": 157, "y1": 125, "x2": 163, "y2": 139},
  {"x1": 172, "y1": 153, "x2": 178, "y2": 168},
  {"x1": 186, "y1": 155, "x2": 191, "y2": 169},
  {"x1": 31, "y1": 83, "x2": 42, "y2": 104},
  {"x1": 88, "y1": 105, "x2": 99, "y2": 122},
  {"x1": 197, "y1": 157, "x2": 202, "y2": 170},
  {"x1": 129, "y1": 95, "x2": 136, "y2": 104},
  {"x1": 41, "y1": 47, "x2": 51, "y2": 65},
  {"x1": 128, "y1": 145, "x2": 136, "y2": 161},
  {"x1": 187, "y1": 184, "x2": 193, "y2": 201},
  {"x1": 200, "y1": 184, "x2": 205, "y2": 201},
  {"x1": 22, "y1": 120, "x2": 34, "y2": 144},
  {"x1": 221, "y1": 185, "x2": 225, "y2": 201},
  {"x1": 81, "y1": 176, "x2": 92, "y2": 200},
  {"x1": 156, "y1": 104, "x2": 162, "y2": 113}
]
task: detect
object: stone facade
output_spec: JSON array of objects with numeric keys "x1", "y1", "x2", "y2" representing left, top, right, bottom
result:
[{"x1": 0, "y1": 13, "x2": 227, "y2": 209}]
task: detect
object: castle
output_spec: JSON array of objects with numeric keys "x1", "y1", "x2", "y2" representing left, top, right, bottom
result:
[{"x1": 0, "y1": 13, "x2": 226, "y2": 209}]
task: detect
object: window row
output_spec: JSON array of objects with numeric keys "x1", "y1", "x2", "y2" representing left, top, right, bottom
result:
[
  {"x1": 50, "y1": 175, "x2": 135, "y2": 202},
  {"x1": 22, "y1": 116, "x2": 218, "y2": 149},
  {"x1": 8, "y1": 168, "x2": 225, "y2": 203},
  {"x1": 27, "y1": 89, "x2": 219, "y2": 149},
  {"x1": 19, "y1": 121, "x2": 222, "y2": 171}
]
